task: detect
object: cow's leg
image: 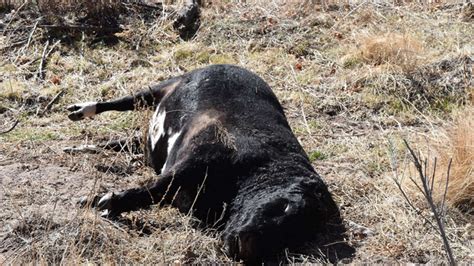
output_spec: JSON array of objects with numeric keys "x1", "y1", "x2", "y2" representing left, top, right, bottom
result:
[
  {"x1": 67, "y1": 78, "x2": 182, "y2": 121},
  {"x1": 80, "y1": 174, "x2": 177, "y2": 217},
  {"x1": 63, "y1": 134, "x2": 142, "y2": 154},
  {"x1": 80, "y1": 161, "x2": 204, "y2": 217}
]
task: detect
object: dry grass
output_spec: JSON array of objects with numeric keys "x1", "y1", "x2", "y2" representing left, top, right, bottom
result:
[
  {"x1": 1, "y1": 0, "x2": 473, "y2": 264},
  {"x1": 397, "y1": 107, "x2": 473, "y2": 214},
  {"x1": 350, "y1": 33, "x2": 424, "y2": 73},
  {"x1": 432, "y1": 107, "x2": 474, "y2": 212}
]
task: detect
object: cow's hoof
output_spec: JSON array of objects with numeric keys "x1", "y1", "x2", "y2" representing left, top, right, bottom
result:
[
  {"x1": 66, "y1": 102, "x2": 97, "y2": 121},
  {"x1": 77, "y1": 193, "x2": 122, "y2": 218},
  {"x1": 78, "y1": 195, "x2": 99, "y2": 208},
  {"x1": 97, "y1": 192, "x2": 114, "y2": 210}
]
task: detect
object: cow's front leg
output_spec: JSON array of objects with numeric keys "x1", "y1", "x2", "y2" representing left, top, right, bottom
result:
[
  {"x1": 67, "y1": 79, "x2": 183, "y2": 122},
  {"x1": 79, "y1": 174, "x2": 178, "y2": 217}
]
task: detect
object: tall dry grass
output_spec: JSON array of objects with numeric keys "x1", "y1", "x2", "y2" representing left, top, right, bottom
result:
[
  {"x1": 433, "y1": 107, "x2": 473, "y2": 212},
  {"x1": 353, "y1": 33, "x2": 424, "y2": 73}
]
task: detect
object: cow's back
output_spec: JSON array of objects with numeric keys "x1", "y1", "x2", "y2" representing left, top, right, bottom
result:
[{"x1": 164, "y1": 64, "x2": 305, "y2": 162}]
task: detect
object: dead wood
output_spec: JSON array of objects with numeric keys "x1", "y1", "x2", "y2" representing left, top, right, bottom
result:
[
  {"x1": 173, "y1": 0, "x2": 201, "y2": 40},
  {"x1": 0, "y1": 119, "x2": 19, "y2": 135}
]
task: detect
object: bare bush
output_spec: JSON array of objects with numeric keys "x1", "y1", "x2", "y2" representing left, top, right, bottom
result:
[{"x1": 392, "y1": 140, "x2": 457, "y2": 265}]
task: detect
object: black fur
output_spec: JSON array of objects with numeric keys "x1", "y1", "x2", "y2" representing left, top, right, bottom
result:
[{"x1": 70, "y1": 64, "x2": 340, "y2": 262}]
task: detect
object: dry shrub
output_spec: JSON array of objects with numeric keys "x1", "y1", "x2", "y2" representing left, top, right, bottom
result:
[
  {"x1": 355, "y1": 33, "x2": 423, "y2": 73},
  {"x1": 432, "y1": 107, "x2": 474, "y2": 212}
]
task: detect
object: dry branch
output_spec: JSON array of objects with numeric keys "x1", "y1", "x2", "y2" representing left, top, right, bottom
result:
[
  {"x1": 0, "y1": 119, "x2": 19, "y2": 135},
  {"x1": 401, "y1": 140, "x2": 456, "y2": 266},
  {"x1": 37, "y1": 39, "x2": 60, "y2": 80},
  {"x1": 173, "y1": 0, "x2": 200, "y2": 40}
]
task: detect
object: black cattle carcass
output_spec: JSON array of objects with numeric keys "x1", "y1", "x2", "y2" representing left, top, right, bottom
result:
[{"x1": 68, "y1": 64, "x2": 340, "y2": 262}]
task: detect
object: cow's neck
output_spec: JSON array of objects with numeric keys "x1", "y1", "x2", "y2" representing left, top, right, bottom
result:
[{"x1": 237, "y1": 152, "x2": 318, "y2": 194}]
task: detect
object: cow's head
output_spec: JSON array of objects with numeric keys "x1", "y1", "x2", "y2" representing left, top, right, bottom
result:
[{"x1": 223, "y1": 177, "x2": 339, "y2": 262}]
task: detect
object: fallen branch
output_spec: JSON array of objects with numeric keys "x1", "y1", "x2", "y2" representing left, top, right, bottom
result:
[
  {"x1": 0, "y1": 38, "x2": 27, "y2": 52},
  {"x1": 25, "y1": 20, "x2": 39, "y2": 49},
  {"x1": 0, "y1": 119, "x2": 19, "y2": 135},
  {"x1": 122, "y1": 2, "x2": 163, "y2": 11},
  {"x1": 173, "y1": 0, "x2": 200, "y2": 40},
  {"x1": 1, "y1": 1, "x2": 28, "y2": 37}
]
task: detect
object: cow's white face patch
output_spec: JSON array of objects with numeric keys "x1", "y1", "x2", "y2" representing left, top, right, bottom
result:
[{"x1": 149, "y1": 106, "x2": 166, "y2": 150}]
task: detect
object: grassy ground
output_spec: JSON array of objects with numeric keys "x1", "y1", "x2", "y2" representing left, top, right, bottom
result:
[{"x1": 1, "y1": 1, "x2": 472, "y2": 263}]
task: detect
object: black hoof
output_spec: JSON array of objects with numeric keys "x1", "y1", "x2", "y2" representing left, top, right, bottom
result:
[
  {"x1": 78, "y1": 193, "x2": 123, "y2": 218},
  {"x1": 68, "y1": 112, "x2": 84, "y2": 121},
  {"x1": 66, "y1": 104, "x2": 81, "y2": 112}
]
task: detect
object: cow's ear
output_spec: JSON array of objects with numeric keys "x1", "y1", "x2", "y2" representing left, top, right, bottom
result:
[
  {"x1": 299, "y1": 178, "x2": 321, "y2": 190},
  {"x1": 297, "y1": 179, "x2": 328, "y2": 199}
]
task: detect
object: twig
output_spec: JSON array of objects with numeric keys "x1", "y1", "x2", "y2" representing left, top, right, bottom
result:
[
  {"x1": 37, "y1": 39, "x2": 60, "y2": 80},
  {"x1": 42, "y1": 89, "x2": 65, "y2": 114},
  {"x1": 37, "y1": 39, "x2": 50, "y2": 79},
  {"x1": 440, "y1": 158, "x2": 452, "y2": 217},
  {"x1": 122, "y1": 2, "x2": 163, "y2": 10},
  {"x1": 430, "y1": 157, "x2": 437, "y2": 197},
  {"x1": 300, "y1": 102, "x2": 312, "y2": 136},
  {"x1": 187, "y1": 168, "x2": 208, "y2": 216},
  {"x1": 391, "y1": 176, "x2": 436, "y2": 229},
  {"x1": 25, "y1": 20, "x2": 39, "y2": 49},
  {"x1": 0, "y1": 119, "x2": 19, "y2": 134},
  {"x1": 0, "y1": 39, "x2": 27, "y2": 52},
  {"x1": 2, "y1": 1, "x2": 28, "y2": 37},
  {"x1": 102, "y1": 218, "x2": 128, "y2": 234},
  {"x1": 408, "y1": 173, "x2": 427, "y2": 197},
  {"x1": 403, "y1": 140, "x2": 456, "y2": 266}
]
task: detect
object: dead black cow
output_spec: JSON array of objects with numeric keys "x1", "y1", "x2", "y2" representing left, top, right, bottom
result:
[{"x1": 68, "y1": 64, "x2": 339, "y2": 262}]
